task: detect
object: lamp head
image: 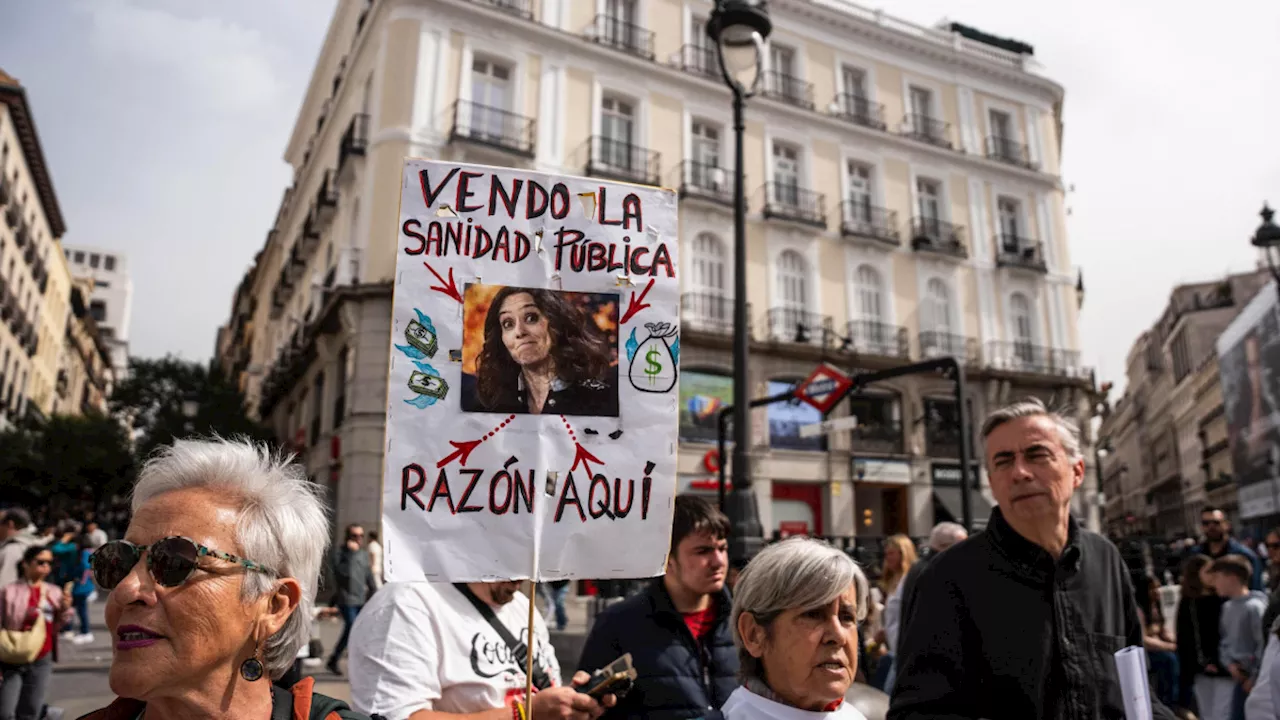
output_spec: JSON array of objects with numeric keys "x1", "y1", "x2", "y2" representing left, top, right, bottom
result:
[{"x1": 708, "y1": 1, "x2": 772, "y2": 93}]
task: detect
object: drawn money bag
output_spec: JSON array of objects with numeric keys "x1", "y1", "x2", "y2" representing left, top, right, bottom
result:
[{"x1": 627, "y1": 322, "x2": 679, "y2": 394}]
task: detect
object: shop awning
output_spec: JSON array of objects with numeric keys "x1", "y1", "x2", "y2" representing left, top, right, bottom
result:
[{"x1": 933, "y1": 487, "x2": 993, "y2": 528}]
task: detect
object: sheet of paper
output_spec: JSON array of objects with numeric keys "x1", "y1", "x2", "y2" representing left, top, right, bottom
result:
[
  {"x1": 1114, "y1": 645, "x2": 1153, "y2": 720},
  {"x1": 382, "y1": 159, "x2": 680, "y2": 583}
]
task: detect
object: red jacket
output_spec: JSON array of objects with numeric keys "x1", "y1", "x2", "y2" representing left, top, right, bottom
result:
[{"x1": 75, "y1": 676, "x2": 371, "y2": 720}]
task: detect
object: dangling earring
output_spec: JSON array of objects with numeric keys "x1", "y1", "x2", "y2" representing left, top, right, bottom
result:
[{"x1": 240, "y1": 638, "x2": 265, "y2": 682}]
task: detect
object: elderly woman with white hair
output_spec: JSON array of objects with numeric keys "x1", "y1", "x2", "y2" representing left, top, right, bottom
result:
[
  {"x1": 79, "y1": 439, "x2": 370, "y2": 720},
  {"x1": 722, "y1": 537, "x2": 871, "y2": 720}
]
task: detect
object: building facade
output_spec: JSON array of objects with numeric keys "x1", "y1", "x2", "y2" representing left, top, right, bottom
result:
[
  {"x1": 52, "y1": 277, "x2": 114, "y2": 416},
  {"x1": 0, "y1": 69, "x2": 69, "y2": 425},
  {"x1": 1100, "y1": 270, "x2": 1270, "y2": 538},
  {"x1": 63, "y1": 245, "x2": 131, "y2": 380},
  {"x1": 216, "y1": 0, "x2": 1093, "y2": 538}
]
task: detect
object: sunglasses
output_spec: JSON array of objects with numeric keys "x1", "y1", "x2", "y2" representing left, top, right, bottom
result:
[{"x1": 90, "y1": 536, "x2": 275, "y2": 590}]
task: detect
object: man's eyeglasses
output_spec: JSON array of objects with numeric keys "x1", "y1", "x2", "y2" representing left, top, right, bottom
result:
[{"x1": 90, "y1": 536, "x2": 276, "y2": 589}]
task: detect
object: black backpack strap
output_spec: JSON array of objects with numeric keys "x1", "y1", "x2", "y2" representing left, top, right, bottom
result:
[{"x1": 453, "y1": 583, "x2": 553, "y2": 690}]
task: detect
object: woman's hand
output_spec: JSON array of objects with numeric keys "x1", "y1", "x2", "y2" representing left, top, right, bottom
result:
[{"x1": 59, "y1": 592, "x2": 73, "y2": 611}]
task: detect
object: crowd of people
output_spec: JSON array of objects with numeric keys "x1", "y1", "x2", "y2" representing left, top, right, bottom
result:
[{"x1": 3, "y1": 397, "x2": 1280, "y2": 719}]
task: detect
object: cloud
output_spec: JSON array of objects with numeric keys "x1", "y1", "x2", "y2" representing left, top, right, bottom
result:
[{"x1": 80, "y1": 0, "x2": 280, "y2": 114}]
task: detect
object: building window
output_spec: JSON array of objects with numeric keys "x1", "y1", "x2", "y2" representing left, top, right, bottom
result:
[
  {"x1": 89, "y1": 253, "x2": 101, "y2": 269},
  {"x1": 104, "y1": 255, "x2": 116, "y2": 272},
  {"x1": 601, "y1": 0, "x2": 639, "y2": 49},
  {"x1": 772, "y1": 142, "x2": 801, "y2": 208},
  {"x1": 841, "y1": 65, "x2": 867, "y2": 100},
  {"x1": 470, "y1": 57, "x2": 512, "y2": 139},
  {"x1": 925, "y1": 278, "x2": 953, "y2": 334},
  {"x1": 916, "y1": 178, "x2": 942, "y2": 229},
  {"x1": 854, "y1": 265, "x2": 884, "y2": 322},
  {"x1": 989, "y1": 109, "x2": 1013, "y2": 142},
  {"x1": 334, "y1": 347, "x2": 348, "y2": 427},
  {"x1": 95, "y1": 280, "x2": 111, "y2": 289},
  {"x1": 846, "y1": 161, "x2": 874, "y2": 223},
  {"x1": 600, "y1": 95, "x2": 635, "y2": 171},
  {"x1": 997, "y1": 196, "x2": 1022, "y2": 250},
  {"x1": 691, "y1": 119, "x2": 721, "y2": 171},
  {"x1": 1171, "y1": 330, "x2": 1192, "y2": 382},
  {"x1": 73, "y1": 251, "x2": 84, "y2": 264},
  {"x1": 909, "y1": 86, "x2": 934, "y2": 120},
  {"x1": 89, "y1": 300, "x2": 106, "y2": 323},
  {"x1": 310, "y1": 371, "x2": 325, "y2": 444},
  {"x1": 691, "y1": 233, "x2": 726, "y2": 296},
  {"x1": 1010, "y1": 293, "x2": 1034, "y2": 362}
]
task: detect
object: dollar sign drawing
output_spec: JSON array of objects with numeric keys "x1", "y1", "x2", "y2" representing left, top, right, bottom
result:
[{"x1": 645, "y1": 347, "x2": 662, "y2": 380}]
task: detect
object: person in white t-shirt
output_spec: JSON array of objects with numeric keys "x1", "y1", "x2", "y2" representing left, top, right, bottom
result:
[{"x1": 348, "y1": 580, "x2": 616, "y2": 720}]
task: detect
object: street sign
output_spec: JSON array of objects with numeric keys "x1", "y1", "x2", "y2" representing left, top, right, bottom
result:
[
  {"x1": 794, "y1": 363, "x2": 853, "y2": 414},
  {"x1": 799, "y1": 414, "x2": 860, "y2": 438}
]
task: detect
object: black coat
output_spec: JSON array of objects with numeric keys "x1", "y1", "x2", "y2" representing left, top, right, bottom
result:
[
  {"x1": 1175, "y1": 594, "x2": 1227, "y2": 681},
  {"x1": 889, "y1": 507, "x2": 1176, "y2": 720},
  {"x1": 577, "y1": 579, "x2": 738, "y2": 720}
]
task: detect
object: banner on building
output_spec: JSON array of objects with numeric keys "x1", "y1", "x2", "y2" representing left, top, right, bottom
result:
[
  {"x1": 382, "y1": 159, "x2": 680, "y2": 581},
  {"x1": 1218, "y1": 281, "x2": 1280, "y2": 520}
]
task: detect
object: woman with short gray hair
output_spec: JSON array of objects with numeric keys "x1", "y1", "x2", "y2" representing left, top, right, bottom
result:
[
  {"x1": 723, "y1": 537, "x2": 870, "y2": 719},
  {"x1": 79, "y1": 438, "x2": 369, "y2": 720}
]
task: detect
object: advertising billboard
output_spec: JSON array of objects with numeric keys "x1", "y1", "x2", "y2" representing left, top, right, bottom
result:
[{"x1": 1218, "y1": 281, "x2": 1280, "y2": 520}]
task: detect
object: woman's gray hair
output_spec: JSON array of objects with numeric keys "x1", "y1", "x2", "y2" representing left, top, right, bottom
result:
[
  {"x1": 131, "y1": 437, "x2": 330, "y2": 679},
  {"x1": 730, "y1": 538, "x2": 869, "y2": 683}
]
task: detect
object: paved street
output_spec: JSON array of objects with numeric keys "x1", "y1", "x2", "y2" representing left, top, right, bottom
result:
[{"x1": 45, "y1": 589, "x2": 598, "y2": 718}]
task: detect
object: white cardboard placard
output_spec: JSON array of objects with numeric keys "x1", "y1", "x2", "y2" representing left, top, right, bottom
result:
[{"x1": 382, "y1": 159, "x2": 680, "y2": 583}]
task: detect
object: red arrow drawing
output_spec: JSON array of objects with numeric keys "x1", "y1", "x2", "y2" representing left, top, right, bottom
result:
[
  {"x1": 570, "y1": 442, "x2": 604, "y2": 477},
  {"x1": 620, "y1": 277, "x2": 656, "y2": 324},
  {"x1": 422, "y1": 261, "x2": 463, "y2": 304},
  {"x1": 437, "y1": 439, "x2": 482, "y2": 468}
]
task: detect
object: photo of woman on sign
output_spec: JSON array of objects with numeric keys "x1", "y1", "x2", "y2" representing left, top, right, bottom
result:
[{"x1": 463, "y1": 285, "x2": 619, "y2": 416}]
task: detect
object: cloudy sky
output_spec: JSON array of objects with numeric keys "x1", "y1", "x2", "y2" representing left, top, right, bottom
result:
[{"x1": 3, "y1": 0, "x2": 1279, "y2": 393}]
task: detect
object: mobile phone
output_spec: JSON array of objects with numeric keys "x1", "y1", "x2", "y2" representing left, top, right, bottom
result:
[{"x1": 582, "y1": 653, "x2": 637, "y2": 700}]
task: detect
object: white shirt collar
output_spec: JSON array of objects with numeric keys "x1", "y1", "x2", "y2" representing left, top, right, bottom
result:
[{"x1": 721, "y1": 686, "x2": 868, "y2": 720}]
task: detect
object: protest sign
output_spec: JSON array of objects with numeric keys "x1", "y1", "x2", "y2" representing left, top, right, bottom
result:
[{"x1": 382, "y1": 159, "x2": 681, "y2": 583}]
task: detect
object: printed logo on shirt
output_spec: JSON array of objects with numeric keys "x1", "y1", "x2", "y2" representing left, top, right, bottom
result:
[{"x1": 469, "y1": 627, "x2": 554, "y2": 682}]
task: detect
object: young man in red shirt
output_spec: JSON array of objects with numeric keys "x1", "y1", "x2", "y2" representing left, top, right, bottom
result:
[{"x1": 578, "y1": 495, "x2": 736, "y2": 720}]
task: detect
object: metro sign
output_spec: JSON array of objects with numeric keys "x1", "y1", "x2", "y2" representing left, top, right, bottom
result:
[{"x1": 794, "y1": 363, "x2": 853, "y2": 415}]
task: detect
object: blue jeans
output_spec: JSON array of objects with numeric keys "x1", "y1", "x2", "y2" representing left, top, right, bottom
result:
[
  {"x1": 1146, "y1": 650, "x2": 1180, "y2": 709},
  {"x1": 330, "y1": 604, "x2": 362, "y2": 663},
  {"x1": 543, "y1": 583, "x2": 569, "y2": 630},
  {"x1": 871, "y1": 653, "x2": 894, "y2": 691},
  {"x1": 74, "y1": 593, "x2": 91, "y2": 635},
  {"x1": 0, "y1": 653, "x2": 53, "y2": 720}
]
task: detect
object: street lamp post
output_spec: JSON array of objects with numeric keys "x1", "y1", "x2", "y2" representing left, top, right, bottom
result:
[
  {"x1": 1252, "y1": 203, "x2": 1280, "y2": 300},
  {"x1": 708, "y1": 0, "x2": 771, "y2": 569}
]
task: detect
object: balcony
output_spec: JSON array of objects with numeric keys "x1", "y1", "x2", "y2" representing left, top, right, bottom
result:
[
  {"x1": 680, "y1": 292, "x2": 740, "y2": 335},
  {"x1": 832, "y1": 94, "x2": 887, "y2": 131},
  {"x1": 761, "y1": 183, "x2": 826, "y2": 228},
  {"x1": 314, "y1": 169, "x2": 339, "y2": 226},
  {"x1": 761, "y1": 71, "x2": 815, "y2": 110},
  {"x1": 842, "y1": 320, "x2": 909, "y2": 359},
  {"x1": 673, "y1": 44, "x2": 718, "y2": 81},
  {"x1": 910, "y1": 218, "x2": 967, "y2": 258},
  {"x1": 677, "y1": 161, "x2": 731, "y2": 206},
  {"x1": 925, "y1": 425, "x2": 962, "y2": 458},
  {"x1": 584, "y1": 136, "x2": 660, "y2": 186},
  {"x1": 995, "y1": 238, "x2": 1047, "y2": 273},
  {"x1": 0, "y1": 176, "x2": 8, "y2": 205},
  {"x1": 587, "y1": 14, "x2": 655, "y2": 61},
  {"x1": 919, "y1": 331, "x2": 978, "y2": 363},
  {"x1": 840, "y1": 202, "x2": 899, "y2": 247},
  {"x1": 767, "y1": 307, "x2": 833, "y2": 346},
  {"x1": 986, "y1": 135, "x2": 1036, "y2": 170},
  {"x1": 851, "y1": 421, "x2": 905, "y2": 455},
  {"x1": 985, "y1": 341, "x2": 1085, "y2": 378},
  {"x1": 13, "y1": 217, "x2": 28, "y2": 248},
  {"x1": 466, "y1": 0, "x2": 536, "y2": 20},
  {"x1": 901, "y1": 114, "x2": 953, "y2": 149},
  {"x1": 337, "y1": 113, "x2": 369, "y2": 180},
  {"x1": 450, "y1": 101, "x2": 536, "y2": 158},
  {"x1": 3, "y1": 202, "x2": 16, "y2": 229}
]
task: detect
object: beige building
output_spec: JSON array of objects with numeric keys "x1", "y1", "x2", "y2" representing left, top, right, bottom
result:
[
  {"x1": 216, "y1": 0, "x2": 1094, "y2": 538},
  {"x1": 53, "y1": 277, "x2": 114, "y2": 416},
  {"x1": 1100, "y1": 270, "x2": 1270, "y2": 538},
  {"x1": 0, "y1": 69, "x2": 73, "y2": 424}
]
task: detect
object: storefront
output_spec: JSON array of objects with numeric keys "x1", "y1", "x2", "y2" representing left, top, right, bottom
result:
[
  {"x1": 931, "y1": 461, "x2": 992, "y2": 529},
  {"x1": 772, "y1": 482, "x2": 824, "y2": 536},
  {"x1": 852, "y1": 458, "x2": 910, "y2": 536}
]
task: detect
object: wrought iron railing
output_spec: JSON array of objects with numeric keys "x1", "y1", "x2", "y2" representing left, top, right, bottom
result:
[
  {"x1": 995, "y1": 239, "x2": 1047, "y2": 272},
  {"x1": 850, "y1": 421, "x2": 905, "y2": 455},
  {"x1": 761, "y1": 183, "x2": 826, "y2": 227},
  {"x1": 678, "y1": 161, "x2": 732, "y2": 205},
  {"x1": 840, "y1": 202, "x2": 899, "y2": 245},
  {"x1": 767, "y1": 307, "x2": 833, "y2": 346},
  {"x1": 467, "y1": 0, "x2": 537, "y2": 20},
  {"x1": 585, "y1": 136, "x2": 661, "y2": 185},
  {"x1": 919, "y1": 331, "x2": 978, "y2": 363},
  {"x1": 588, "y1": 14, "x2": 655, "y2": 60},
  {"x1": 901, "y1": 114, "x2": 953, "y2": 149},
  {"x1": 680, "y1": 292, "x2": 737, "y2": 334},
  {"x1": 842, "y1": 320, "x2": 909, "y2": 358},
  {"x1": 762, "y1": 71, "x2": 815, "y2": 110},
  {"x1": 451, "y1": 100, "x2": 536, "y2": 156},
  {"x1": 910, "y1": 218, "x2": 967, "y2": 258},
  {"x1": 338, "y1": 113, "x2": 369, "y2": 175},
  {"x1": 985, "y1": 340, "x2": 1083, "y2": 377},
  {"x1": 833, "y1": 94, "x2": 887, "y2": 131},
  {"x1": 674, "y1": 44, "x2": 719, "y2": 80},
  {"x1": 986, "y1": 135, "x2": 1036, "y2": 169}
]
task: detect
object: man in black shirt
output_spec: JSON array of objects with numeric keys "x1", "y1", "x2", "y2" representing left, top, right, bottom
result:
[{"x1": 889, "y1": 398, "x2": 1175, "y2": 720}]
